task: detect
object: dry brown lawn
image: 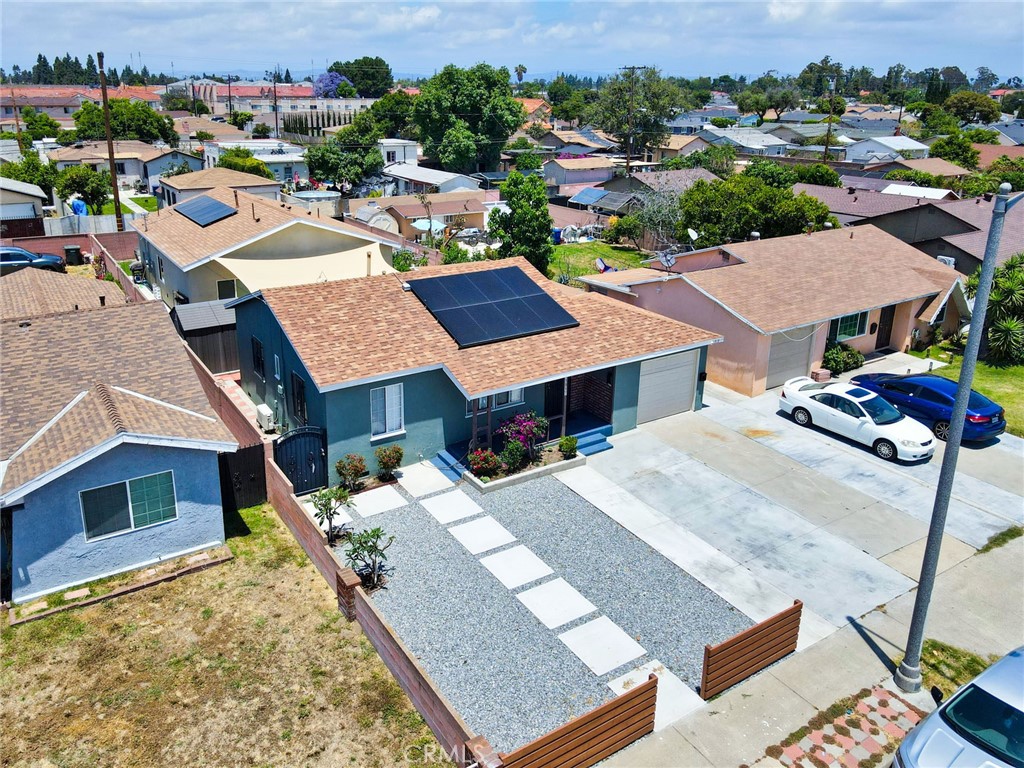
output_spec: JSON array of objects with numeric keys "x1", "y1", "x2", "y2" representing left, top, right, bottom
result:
[{"x1": 0, "y1": 504, "x2": 448, "y2": 768}]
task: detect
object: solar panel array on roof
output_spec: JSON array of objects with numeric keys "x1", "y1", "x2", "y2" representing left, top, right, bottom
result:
[
  {"x1": 594, "y1": 191, "x2": 635, "y2": 212},
  {"x1": 408, "y1": 266, "x2": 579, "y2": 349},
  {"x1": 568, "y1": 187, "x2": 607, "y2": 206},
  {"x1": 175, "y1": 195, "x2": 237, "y2": 228}
]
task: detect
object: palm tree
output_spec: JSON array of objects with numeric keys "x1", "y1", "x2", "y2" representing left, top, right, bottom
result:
[
  {"x1": 515, "y1": 64, "x2": 527, "y2": 90},
  {"x1": 966, "y1": 251, "x2": 1024, "y2": 363}
]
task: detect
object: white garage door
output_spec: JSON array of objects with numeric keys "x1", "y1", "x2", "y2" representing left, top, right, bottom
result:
[
  {"x1": 637, "y1": 351, "x2": 698, "y2": 424},
  {"x1": 766, "y1": 326, "x2": 815, "y2": 389}
]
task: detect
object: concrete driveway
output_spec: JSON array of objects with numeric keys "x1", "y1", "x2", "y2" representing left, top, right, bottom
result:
[{"x1": 557, "y1": 385, "x2": 1023, "y2": 647}]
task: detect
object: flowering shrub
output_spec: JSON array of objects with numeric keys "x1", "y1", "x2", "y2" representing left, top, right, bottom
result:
[
  {"x1": 499, "y1": 439, "x2": 526, "y2": 472},
  {"x1": 374, "y1": 445, "x2": 404, "y2": 481},
  {"x1": 468, "y1": 449, "x2": 502, "y2": 477},
  {"x1": 497, "y1": 410, "x2": 549, "y2": 459},
  {"x1": 335, "y1": 453, "x2": 367, "y2": 491}
]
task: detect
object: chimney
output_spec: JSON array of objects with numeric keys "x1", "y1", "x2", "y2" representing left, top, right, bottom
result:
[
  {"x1": 233, "y1": 189, "x2": 239, "y2": 208},
  {"x1": 847, "y1": 187, "x2": 855, "y2": 194},
  {"x1": 100, "y1": 295, "x2": 106, "y2": 307},
  {"x1": 366, "y1": 251, "x2": 372, "y2": 277}
]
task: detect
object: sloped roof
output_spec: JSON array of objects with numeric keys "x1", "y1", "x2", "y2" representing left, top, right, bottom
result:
[
  {"x1": 48, "y1": 140, "x2": 171, "y2": 164},
  {"x1": 244, "y1": 257, "x2": 720, "y2": 398},
  {"x1": 131, "y1": 187, "x2": 396, "y2": 269},
  {"x1": 159, "y1": 167, "x2": 282, "y2": 191},
  {"x1": 0, "y1": 268, "x2": 123, "y2": 321},
  {"x1": 548, "y1": 157, "x2": 616, "y2": 170},
  {"x1": 679, "y1": 226, "x2": 960, "y2": 334},
  {"x1": 851, "y1": 135, "x2": 929, "y2": 151},
  {"x1": 386, "y1": 199, "x2": 487, "y2": 219},
  {"x1": 934, "y1": 196, "x2": 1024, "y2": 265},
  {"x1": 659, "y1": 135, "x2": 707, "y2": 151},
  {"x1": 516, "y1": 98, "x2": 550, "y2": 115},
  {"x1": 0, "y1": 302, "x2": 235, "y2": 498},
  {"x1": 972, "y1": 143, "x2": 1024, "y2": 169},
  {"x1": 793, "y1": 183, "x2": 921, "y2": 220},
  {"x1": 880, "y1": 157, "x2": 973, "y2": 177},
  {"x1": 0, "y1": 177, "x2": 47, "y2": 199},
  {"x1": 632, "y1": 168, "x2": 718, "y2": 193},
  {"x1": 171, "y1": 298, "x2": 235, "y2": 332}
]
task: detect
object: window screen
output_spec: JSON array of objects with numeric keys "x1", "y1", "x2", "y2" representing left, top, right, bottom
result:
[
  {"x1": 81, "y1": 483, "x2": 132, "y2": 540},
  {"x1": 370, "y1": 383, "x2": 403, "y2": 437},
  {"x1": 252, "y1": 337, "x2": 265, "y2": 379},
  {"x1": 128, "y1": 472, "x2": 177, "y2": 528}
]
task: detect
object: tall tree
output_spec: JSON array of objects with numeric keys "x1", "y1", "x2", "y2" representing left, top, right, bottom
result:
[
  {"x1": 768, "y1": 89, "x2": 798, "y2": 119},
  {"x1": 588, "y1": 67, "x2": 685, "y2": 166},
  {"x1": 487, "y1": 171, "x2": 553, "y2": 275},
  {"x1": 306, "y1": 112, "x2": 384, "y2": 185},
  {"x1": 734, "y1": 90, "x2": 769, "y2": 121},
  {"x1": 216, "y1": 147, "x2": 274, "y2": 179},
  {"x1": 329, "y1": 56, "x2": 394, "y2": 98},
  {"x1": 84, "y1": 54, "x2": 98, "y2": 83},
  {"x1": 546, "y1": 76, "x2": 572, "y2": 106},
  {"x1": 929, "y1": 134, "x2": 980, "y2": 169},
  {"x1": 972, "y1": 67, "x2": 999, "y2": 93},
  {"x1": 368, "y1": 91, "x2": 417, "y2": 139},
  {"x1": 54, "y1": 165, "x2": 111, "y2": 214},
  {"x1": 74, "y1": 100, "x2": 178, "y2": 145},
  {"x1": 283, "y1": 68, "x2": 293, "y2": 84},
  {"x1": 944, "y1": 91, "x2": 1002, "y2": 125},
  {"x1": 515, "y1": 64, "x2": 527, "y2": 88},
  {"x1": 413, "y1": 64, "x2": 523, "y2": 173},
  {"x1": 32, "y1": 54, "x2": 53, "y2": 84}
]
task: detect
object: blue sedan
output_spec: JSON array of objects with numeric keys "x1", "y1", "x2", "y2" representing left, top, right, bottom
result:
[{"x1": 850, "y1": 373, "x2": 1006, "y2": 442}]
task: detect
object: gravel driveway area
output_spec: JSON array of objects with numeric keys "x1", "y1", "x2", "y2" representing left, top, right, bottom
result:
[{"x1": 339, "y1": 474, "x2": 749, "y2": 753}]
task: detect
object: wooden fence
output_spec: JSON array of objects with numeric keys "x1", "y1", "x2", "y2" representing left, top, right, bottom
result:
[
  {"x1": 700, "y1": 599, "x2": 802, "y2": 700},
  {"x1": 183, "y1": 344, "x2": 263, "y2": 448}
]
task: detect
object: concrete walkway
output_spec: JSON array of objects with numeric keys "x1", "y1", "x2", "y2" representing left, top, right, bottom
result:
[{"x1": 604, "y1": 537, "x2": 1024, "y2": 767}]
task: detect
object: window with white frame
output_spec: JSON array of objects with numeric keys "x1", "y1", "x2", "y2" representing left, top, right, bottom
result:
[
  {"x1": 370, "y1": 383, "x2": 404, "y2": 438},
  {"x1": 81, "y1": 471, "x2": 178, "y2": 541},
  {"x1": 386, "y1": 151, "x2": 397, "y2": 163},
  {"x1": 828, "y1": 311, "x2": 869, "y2": 341},
  {"x1": 466, "y1": 388, "x2": 524, "y2": 416},
  {"x1": 217, "y1": 279, "x2": 236, "y2": 300}
]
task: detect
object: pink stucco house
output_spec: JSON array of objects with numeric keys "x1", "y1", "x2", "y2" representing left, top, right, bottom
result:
[{"x1": 579, "y1": 226, "x2": 969, "y2": 397}]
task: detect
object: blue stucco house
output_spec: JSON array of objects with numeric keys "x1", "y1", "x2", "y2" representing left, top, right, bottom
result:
[
  {"x1": 0, "y1": 301, "x2": 237, "y2": 604},
  {"x1": 230, "y1": 258, "x2": 721, "y2": 491}
]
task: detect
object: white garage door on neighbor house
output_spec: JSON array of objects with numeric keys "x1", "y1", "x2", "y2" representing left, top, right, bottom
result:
[{"x1": 636, "y1": 350, "x2": 698, "y2": 424}]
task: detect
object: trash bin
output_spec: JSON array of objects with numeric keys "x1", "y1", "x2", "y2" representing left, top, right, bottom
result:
[
  {"x1": 63, "y1": 244, "x2": 83, "y2": 266},
  {"x1": 552, "y1": 227, "x2": 562, "y2": 245},
  {"x1": 129, "y1": 260, "x2": 146, "y2": 283}
]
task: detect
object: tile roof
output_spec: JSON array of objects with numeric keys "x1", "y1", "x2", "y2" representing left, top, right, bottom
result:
[
  {"x1": 793, "y1": 183, "x2": 921, "y2": 220},
  {"x1": 252, "y1": 257, "x2": 720, "y2": 397},
  {"x1": 516, "y1": 98, "x2": 551, "y2": 115},
  {"x1": 0, "y1": 268, "x2": 124, "y2": 321},
  {"x1": 632, "y1": 168, "x2": 718, "y2": 193},
  {"x1": 680, "y1": 226, "x2": 959, "y2": 334},
  {"x1": 973, "y1": 143, "x2": 1024, "y2": 169},
  {"x1": 0, "y1": 302, "x2": 234, "y2": 496},
  {"x1": 159, "y1": 167, "x2": 282, "y2": 191},
  {"x1": 132, "y1": 187, "x2": 394, "y2": 269}
]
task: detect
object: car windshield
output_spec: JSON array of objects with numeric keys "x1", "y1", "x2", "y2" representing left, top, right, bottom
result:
[
  {"x1": 859, "y1": 395, "x2": 904, "y2": 426},
  {"x1": 940, "y1": 684, "x2": 1024, "y2": 768}
]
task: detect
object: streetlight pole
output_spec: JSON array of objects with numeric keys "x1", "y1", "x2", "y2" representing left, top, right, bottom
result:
[
  {"x1": 894, "y1": 183, "x2": 1024, "y2": 693},
  {"x1": 822, "y1": 77, "x2": 836, "y2": 163}
]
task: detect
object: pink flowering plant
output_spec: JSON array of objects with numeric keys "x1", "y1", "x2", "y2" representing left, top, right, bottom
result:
[
  {"x1": 468, "y1": 449, "x2": 503, "y2": 477},
  {"x1": 497, "y1": 410, "x2": 549, "y2": 460}
]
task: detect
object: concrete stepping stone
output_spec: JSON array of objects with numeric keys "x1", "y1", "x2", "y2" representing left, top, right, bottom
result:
[
  {"x1": 608, "y1": 660, "x2": 705, "y2": 731},
  {"x1": 479, "y1": 545, "x2": 553, "y2": 589},
  {"x1": 516, "y1": 577, "x2": 597, "y2": 629},
  {"x1": 420, "y1": 488, "x2": 482, "y2": 524},
  {"x1": 347, "y1": 485, "x2": 404, "y2": 518},
  {"x1": 558, "y1": 615, "x2": 646, "y2": 676},
  {"x1": 448, "y1": 516, "x2": 516, "y2": 555},
  {"x1": 397, "y1": 461, "x2": 454, "y2": 498}
]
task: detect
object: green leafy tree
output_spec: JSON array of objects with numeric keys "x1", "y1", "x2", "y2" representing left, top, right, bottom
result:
[
  {"x1": 552, "y1": 91, "x2": 590, "y2": 126},
  {"x1": 0, "y1": 151, "x2": 59, "y2": 197},
  {"x1": 815, "y1": 94, "x2": 847, "y2": 116},
  {"x1": 930, "y1": 133, "x2": 980, "y2": 170},
  {"x1": 228, "y1": 111, "x2": 253, "y2": 129},
  {"x1": 20, "y1": 106, "x2": 61, "y2": 140},
  {"x1": 663, "y1": 145, "x2": 736, "y2": 179},
  {"x1": 73, "y1": 99, "x2": 178, "y2": 145},
  {"x1": 677, "y1": 175, "x2": 837, "y2": 247},
  {"x1": 216, "y1": 147, "x2": 274, "y2": 179},
  {"x1": 988, "y1": 155, "x2": 1024, "y2": 190},
  {"x1": 965, "y1": 253, "x2": 1024, "y2": 363},
  {"x1": 1001, "y1": 92, "x2": 1024, "y2": 118},
  {"x1": 963, "y1": 128, "x2": 1001, "y2": 144},
  {"x1": 546, "y1": 76, "x2": 572, "y2": 106},
  {"x1": 194, "y1": 130, "x2": 215, "y2": 142},
  {"x1": 55, "y1": 129, "x2": 78, "y2": 146},
  {"x1": 368, "y1": 90, "x2": 417, "y2": 139},
  {"x1": 972, "y1": 67, "x2": 999, "y2": 94},
  {"x1": 735, "y1": 90, "x2": 769, "y2": 121},
  {"x1": 329, "y1": 56, "x2": 394, "y2": 98},
  {"x1": 513, "y1": 150, "x2": 542, "y2": 172},
  {"x1": 488, "y1": 171, "x2": 553, "y2": 275},
  {"x1": 305, "y1": 138, "x2": 383, "y2": 187},
  {"x1": 55, "y1": 164, "x2": 111, "y2": 214},
  {"x1": 437, "y1": 120, "x2": 478, "y2": 174},
  {"x1": 251, "y1": 123, "x2": 272, "y2": 138},
  {"x1": 794, "y1": 163, "x2": 841, "y2": 187},
  {"x1": 588, "y1": 67, "x2": 685, "y2": 164},
  {"x1": 768, "y1": 89, "x2": 798, "y2": 119},
  {"x1": 920, "y1": 107, "x2": 961, "y2": 138},
  {"x1": 603, "y1": 214, "x2": 643, "y2": 248},
  {"x1": 414, "y1": 64, "x2": 524, "y2": 173},
  {"x1": 742, "y1": 158, "x2": 798, "y2": 188},
  {"x1": 943, "y1": 91, "x2": 1001, "y2": 126},
  {"x1": 710, "y1": 117, "x2": 736, "y2": 128},
  {"x1": 160, "y1": 87, "x2": 209, "y2": 115},
  {"x1": 884, "y1": 169, "x2": 940, "y2": 187}
]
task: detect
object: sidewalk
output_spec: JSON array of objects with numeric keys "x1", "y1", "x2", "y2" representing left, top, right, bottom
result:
[{"x1": 605, "y1": 536, "x2": 1023, "y2": 767}]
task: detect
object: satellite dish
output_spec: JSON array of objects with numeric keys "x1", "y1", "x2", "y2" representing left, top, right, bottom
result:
[
  {"x1": 658, "y1": 252, "x2": 677, "y2": 269},
  {"x1": 687, "y1": 228, "x2": 700, "y2": 242}
]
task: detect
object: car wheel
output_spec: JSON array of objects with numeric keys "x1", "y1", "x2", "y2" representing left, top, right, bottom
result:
[
  {"x1": 874, "y1": 439, "x2": 897, "y2": 461},
  {"x1": 792, "y1": 407, "x2": 812, "y2": 427},
  {"x1": 933, "y1": 421, "x2": 950, "y2": 441}
]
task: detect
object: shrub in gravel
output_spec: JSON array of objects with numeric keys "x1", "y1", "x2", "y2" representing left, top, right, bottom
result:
[
  {"x1": 345, "y1": 527, "x2": 395, "y2": 588},
  {"x1": 374, "y1": 445, "x2": 404, "y2": 481},
  {"x1": 335, "y1": 453, "x2": 367, "y2": 491},
  {"x1": 558, "y1": 435, "x2": 578, "y2": 459},
  {"x1": 469, "y1": 449, "x2": 502, "y2": 477}
]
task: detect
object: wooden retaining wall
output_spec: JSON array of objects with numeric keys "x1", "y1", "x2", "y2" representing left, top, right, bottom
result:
[{"x1": 700, "y1": 599, "x2": 802, "y2": 700}]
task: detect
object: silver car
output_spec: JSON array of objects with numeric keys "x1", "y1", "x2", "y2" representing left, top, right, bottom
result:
[{"x1": 895, "y1": 645, "x2": 1024, "y2": 767}]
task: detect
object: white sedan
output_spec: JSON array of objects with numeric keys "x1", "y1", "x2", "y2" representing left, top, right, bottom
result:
[{"x1": 779, "y1": 377, "x2": 936, "y2": 462}]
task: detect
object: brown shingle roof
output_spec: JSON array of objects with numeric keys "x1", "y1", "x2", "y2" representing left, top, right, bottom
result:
[
  {"x1": 0, "y1": 268, "x2": 124, "y2": 321},
  {"x1": 0, "y1": 302, "x2": 234, "y2": 496},
  {"x1": 659, "y1": 135, "x2": 707, "y2": 151},
  {"x1": 255, "y1": 257, "x2": 720, "y2": 397},
  {"x1": 48, "y1": 140, "x2": 171, "y2": 164},
  {"x1": 132, "y1": 187, "x2": 394, "y2": 269},
  {"x1": 159, "y1": 167, "x2": 281, "y2": 191},
  {"x1": 550, "y1": 157, "x2": 616, "y2": 170},
  {"x1": 934, "y1": 196, "x2": 1024, "y2": 265},
  {"x1": 882, "y1": 158, "x2": 973, "y2": 177},
  {"x1": 972, "y1": 143, "x2": 1024, "y2": 170},
  {"x1": 793, "y1": 183, "x2": 921, "y2": 220},
  {"x1": 387, "y1": 199, "x2": 487, "y2": 219},
  {"x1": 633, "y1": 168, "x2": 719, "y2": 194},
  {"x1": 682, "y1": 226, "x2": 959, "y2": 334}
]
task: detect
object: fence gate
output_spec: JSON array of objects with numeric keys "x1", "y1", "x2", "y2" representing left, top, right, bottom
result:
[
  {"x1": 218, "y1": 442, "x2": 267, "y2": 513},
  {"x1": 273, "y1": 426, "x2": 327, "y2": 496}
]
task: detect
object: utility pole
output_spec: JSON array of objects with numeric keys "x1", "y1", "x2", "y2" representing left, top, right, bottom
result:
[
  {"x1": 822, "y1": 76, "x2": 836, "y2": 164},
  {"x1": 97, "y1": 52, "x2": 124, "y2": 232},
  {"x1": 273, "y1": 65, "x2": 280, "y2": 139},
  {"x1": 190, "y1": 76, "x2": 197, "y2": 115},
  {"x1": 9, "y1": 87, "x2": 25, "y2": 151},
  {"x1": 622, "y1": 66, "x2": 645, "y2": 177},
  {"x1": 226, "y1": 75, "x2": 233, "y2": 120},
  {"x1": 894, "y1": 183, "x2": 1024, "y2": 693}
]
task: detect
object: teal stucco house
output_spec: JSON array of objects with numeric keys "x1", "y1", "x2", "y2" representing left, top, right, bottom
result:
[{"x1": 230, "y1": 257, "x2": 720, "y2": 488}]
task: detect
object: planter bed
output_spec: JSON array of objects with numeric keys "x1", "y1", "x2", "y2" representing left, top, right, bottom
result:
[{"x1": 463, "y1": 452, "x2": 587, "y2": 493}]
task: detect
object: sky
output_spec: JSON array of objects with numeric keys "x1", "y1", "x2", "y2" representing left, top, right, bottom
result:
[{"x1": 1, "y1": 0, "x2": 1022, "y2": 83}]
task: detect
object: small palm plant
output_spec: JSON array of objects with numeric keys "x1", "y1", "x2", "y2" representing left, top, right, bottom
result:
[{"x1": 310, "y1": 486, "x2": 351, "y2": 545}]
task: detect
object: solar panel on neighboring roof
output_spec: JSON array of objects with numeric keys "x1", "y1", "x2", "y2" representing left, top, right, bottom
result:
[
  {"x1": 408, "y1": 266, "x2": 579, "y2": 349},
  {"x1": 568, "y1": 187, "x2": 607, "y2": 206},
  {"x1": 175, "y1": 195, "x2": 237, "y2": 227}
]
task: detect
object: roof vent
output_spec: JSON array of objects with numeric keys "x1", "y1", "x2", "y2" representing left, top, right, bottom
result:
[
  {"x1": 749, "y1": 231, "x2": 760, "y2": 241},
  {"x1": 847, "y1": 187, "x2": 856, "y2": 194},
  {"x1": 824, "y1": 222, "x2": 833, "y2": 229},
  {"x1": 401, "y1": 282, "x2": 412, "y2": 291}
]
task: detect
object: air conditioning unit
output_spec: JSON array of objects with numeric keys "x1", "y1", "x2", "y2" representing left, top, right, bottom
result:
[
  {"x1": 255, "y1": 403, "x2": 276, "y2": 433},
  {"x1": 936, "y1": 256, "x2": 956, "y2": 268}
]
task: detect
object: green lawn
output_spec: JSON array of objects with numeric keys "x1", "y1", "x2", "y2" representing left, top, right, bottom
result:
[
  {"x1": 100, "y1": 196, "x2": 157, "y2": 215},
  {"x1": 932, "y1": 356, "x2": 1024, "y2": 437},
  {"x1": 549, "y1": 242, "x2": 646, "y2": 282}
]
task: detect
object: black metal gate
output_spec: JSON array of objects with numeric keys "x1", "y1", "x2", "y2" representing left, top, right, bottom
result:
[
  {"x1": 273, "y1": 426, "x2": 327, "y2": 496},
  {"x1": 218, "y1": 443, "x2": 267, "y2": 513}
]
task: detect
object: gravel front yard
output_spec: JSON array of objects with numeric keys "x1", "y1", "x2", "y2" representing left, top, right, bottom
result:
[{"x1": 342, "y1": 473, "x2": 750, "y2": 753}]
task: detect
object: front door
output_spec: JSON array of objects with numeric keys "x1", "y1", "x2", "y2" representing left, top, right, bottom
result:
[{"x1": 876, "y1": 305, "x2": 896, "y2": 351}]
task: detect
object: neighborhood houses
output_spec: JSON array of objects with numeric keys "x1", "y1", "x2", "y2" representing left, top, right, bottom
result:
[{"x1": 1, "y1": 20, "x2": 1022, "y2": 768}]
